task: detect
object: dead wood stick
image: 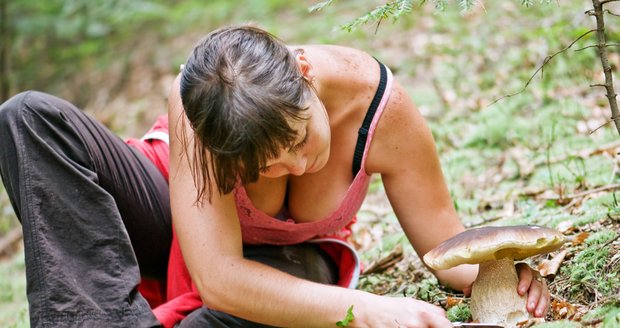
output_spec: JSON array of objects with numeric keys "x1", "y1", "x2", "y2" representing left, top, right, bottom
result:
[
  {"x1": 540, "y1": 183, "x2": 620, "y2": 201},
  {"x1": 363, "y1": 244, "x2": 404, "y2": 275},
  {"x1": 533, "y1": 140, "x2": 620, "y2": 168},
  {"x1": 0, "y1": 226, "x2": 22, "y2": 257}
]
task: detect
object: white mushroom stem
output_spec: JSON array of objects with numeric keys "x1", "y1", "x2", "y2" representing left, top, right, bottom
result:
[{"x1": 470, "y1": 257, "x2": 530, "y2": 327}]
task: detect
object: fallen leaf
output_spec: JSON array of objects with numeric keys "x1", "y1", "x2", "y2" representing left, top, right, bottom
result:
[
  {"x1": 550, "y1": 299, "x2": 576, "y2": 320},
  {"x1": 445, "y1": 296, "x2": 460, "y2": 309},
  {"x1": 571, "y1": 232, "x2": 590, "y2": 246},
  {"x1": 538, "y1": 249, "x2": 568, "y2": 278}
]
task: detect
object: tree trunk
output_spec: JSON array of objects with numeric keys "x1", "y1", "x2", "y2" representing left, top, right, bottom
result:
[
  {"x1": 0, "y1": 0, "x2": 9, "y2": 102},
  {"x1": 592, "y1": 0, "x2": 620, "y2": 137}
]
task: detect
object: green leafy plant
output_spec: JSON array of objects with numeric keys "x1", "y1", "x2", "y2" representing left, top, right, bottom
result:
[
  {"x1": 561, "y1": 230, "x2": 619, "y2": 299},
  {"x1": 446, "y1": 303, "x2": 471, "y2": 322},
  {"x1": 336, "y1": 305, "x2": 355, "y2": 327}
]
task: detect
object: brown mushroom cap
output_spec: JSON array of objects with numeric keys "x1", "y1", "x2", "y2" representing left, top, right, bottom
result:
[{"x1": 423, "y1": 225, "x2": 565, "y2": 270}]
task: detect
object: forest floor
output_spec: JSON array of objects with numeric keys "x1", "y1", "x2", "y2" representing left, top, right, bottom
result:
[{"x1": 1, "y1": 1, "x2": 619, "y2": 326}]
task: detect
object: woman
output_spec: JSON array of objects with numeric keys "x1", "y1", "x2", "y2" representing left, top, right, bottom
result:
[{"x1": 0, "y1": 25, "x2": 548, "y2": 327}]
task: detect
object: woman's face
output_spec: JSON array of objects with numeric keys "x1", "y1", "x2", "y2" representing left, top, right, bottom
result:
[{"x1": 259, "y1": 93, "x2": 331, "y2": 178}]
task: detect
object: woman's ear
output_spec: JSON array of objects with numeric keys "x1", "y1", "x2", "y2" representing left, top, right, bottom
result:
[{"x1": 294, "y1": 49, "x2": 315, "y2": 82}]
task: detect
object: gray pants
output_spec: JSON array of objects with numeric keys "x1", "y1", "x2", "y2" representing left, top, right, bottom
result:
[{"x1": 0, "y1": 91, "x2": 337, "y2": 328}]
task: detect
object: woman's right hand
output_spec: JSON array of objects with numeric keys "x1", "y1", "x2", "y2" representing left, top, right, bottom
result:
[{"x1": 359, "y1": 295, "x2": 453, "y2": 328}]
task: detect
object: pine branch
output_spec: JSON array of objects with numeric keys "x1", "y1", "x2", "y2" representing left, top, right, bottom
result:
[{"x1": 308, "y1": 0, "x2": 335, "y2": 13}]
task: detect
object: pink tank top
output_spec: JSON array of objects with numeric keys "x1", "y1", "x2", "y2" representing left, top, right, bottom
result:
[
  {"x1": 236, "y1": 66, "x2": 393, "y2": 245},
  {"x1": 130, "y1": 65, "x2": 394, "y2": 246}
]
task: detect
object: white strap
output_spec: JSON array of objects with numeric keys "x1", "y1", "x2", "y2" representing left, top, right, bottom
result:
[{"x1": 140, "y1": 131, "x2": 169, "y2": 145}]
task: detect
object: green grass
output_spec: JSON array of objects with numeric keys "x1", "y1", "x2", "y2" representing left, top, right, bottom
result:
[{"x1": 0, "y1": 250, "x2": 28, "y2": 328}]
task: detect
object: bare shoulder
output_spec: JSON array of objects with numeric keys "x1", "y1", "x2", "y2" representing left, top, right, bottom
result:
[
  {"x1": 302, "y1": 45, "x2": 379, "y2": 86},
  {"x1": 297, "y1": 44, "x2": 384, "y2": 115},
  {"x1": 365, "y1": 80, "x2": 438, "y2": 176}
]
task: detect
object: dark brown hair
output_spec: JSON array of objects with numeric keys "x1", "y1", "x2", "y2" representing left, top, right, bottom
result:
[{"x1": 180, "y1": 25, "x2": 313, "y2": 202}]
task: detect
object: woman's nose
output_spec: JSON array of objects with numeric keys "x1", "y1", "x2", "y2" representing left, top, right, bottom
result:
[{"x1": 287, "y1": 155, "x2": 307, "y2": 176}]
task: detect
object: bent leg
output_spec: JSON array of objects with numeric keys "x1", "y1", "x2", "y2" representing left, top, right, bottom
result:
[
  {"x1": 0, "y1": 91, "x2": 171, "y2": 327},
  {"x1": 177, "y1": 243, "x2": 338, "y2": 328}
]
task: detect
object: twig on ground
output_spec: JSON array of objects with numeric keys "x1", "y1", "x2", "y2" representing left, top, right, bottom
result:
[
  {"x1": 540, "y1": 183, "x2": 620, "y2": 202},
  {"x1": 0, "y1": 227, "x2": 22, "y2": 257},
  {"x1": 464, "y1": 215, "x2": 505, "y2": 228},
  {"x1": 510, "y1": 140, "x2": 620, "y2": 179},
  {"x1": 363, "y1": 244, "x2": 404, "y2": 275}
]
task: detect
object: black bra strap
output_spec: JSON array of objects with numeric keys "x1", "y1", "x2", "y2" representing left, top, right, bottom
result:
[{"x1": 352, "y1": 61, "x2": 388, "y2": 176}]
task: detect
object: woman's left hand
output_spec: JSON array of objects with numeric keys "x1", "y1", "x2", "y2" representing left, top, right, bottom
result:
[{"x1": 516, "y1": 262, "x2": 549, "y2": 318}]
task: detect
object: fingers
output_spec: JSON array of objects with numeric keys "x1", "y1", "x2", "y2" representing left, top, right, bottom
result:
[
  {"x1": 534, "y1": 278, "x2": 549, "y2": 317},
  {"x1": 517, "y1": 263, "x2": 550, "y2": 318},
  {"x1": 525, "y1": 274, "x2": 542, "y2": 313},
  {"x1": 462, "y1": 284, "x2": 472, "y2": 297},
  {"x1": 429, "y1": 317, "x2": 454, "y2": 328},
  {"x1": 516, "y1": 262, "x2": 533, "y2": 296},
  {"x1": 406, "y1": 300, "x2": 452, "y2": 328},
  {"x1": 425, "y1": 309, "x2": 453, "y2": 328}
]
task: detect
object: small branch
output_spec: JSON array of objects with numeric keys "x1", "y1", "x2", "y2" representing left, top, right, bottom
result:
[
  {"x1": 464, "y1": 214, "x2": 505, "y2": 228},
  {"x1": 363, "y1": 244, "x2": 404, "y2": 275},
  {"x1": 490, "y1": 29, "x2": 596, "y2": 106},
  {"x1": 605, "y1": 9, "x2": 620, "y2": 17},
  {"x1": 540, "y1": 183, "x2": 620, "y2": 201},
  {"x1": 0, "y1": 227, "x2": 22, "y2": 257},
  {"x1": 592, "y1": 0, "x2": 620, "y2": 136},
  {"x1": 589, "y1": 114, "x2": 620, "y2": 134},
  {"x1": 576, "y1": 43, "x2": 620, "y2": 51}
]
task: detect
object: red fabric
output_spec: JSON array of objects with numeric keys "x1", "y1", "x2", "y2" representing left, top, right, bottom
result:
[
  {"x1": 137, "y1": 278, "x2": 167, "y2": 309},
  {"x1": 317, "y1": 242, "x2": 357, "y2": 288},
  {"x1": 152, "y1": 231, "x2": 203, "y2": 328},
  {"x1": 125, "y1": 114, "x2": 169, "y2": 180}
]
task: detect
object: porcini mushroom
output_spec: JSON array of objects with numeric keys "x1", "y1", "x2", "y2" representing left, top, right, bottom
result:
[{"x1": 423, "y1": 225, "x2": 565, "y2": 327}]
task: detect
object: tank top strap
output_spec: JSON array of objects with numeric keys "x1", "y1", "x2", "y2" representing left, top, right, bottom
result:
[{"x1": 351, "y1": 61, "x2": 393, "y2": 176}]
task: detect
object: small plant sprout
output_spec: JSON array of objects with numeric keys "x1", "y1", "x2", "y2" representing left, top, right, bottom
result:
[{"x1": 336, "y1": 305, "x2": 354, "y2": 327}]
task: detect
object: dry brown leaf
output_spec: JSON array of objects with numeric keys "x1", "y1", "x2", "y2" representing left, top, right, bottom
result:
[
  {"x1": 550, "y1": 299, "x2": 576, "y2": 320},
  {"x1": 445, "y1": 296, "x2": 460, "y2": 309},
  {"x1": 538, "y1": 249, "x2": 568, "y2": 278},
  {"x1": 516, "y1": 318, "x2": 545, "y2": 327},
  {"x1": 572, "y1": 232, "x2": 590, "y2": 246}
]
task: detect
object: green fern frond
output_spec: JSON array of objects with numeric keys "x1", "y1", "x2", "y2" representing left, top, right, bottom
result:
[
  {"x1": 309, "y1": 0, "x2": 334, "y2": 13},
  {"x1": 433, "y1": 0, "x2": 448, "y2": 11},
  {"x1": 521, "y1": 0, "x2": 534, "y2": 7},
  {"x1": 459, "y1": 0, "x2": 475, "y2": 12},
  {"x1": 393, "y1": 0, "x2": 414, "y2": 20}
]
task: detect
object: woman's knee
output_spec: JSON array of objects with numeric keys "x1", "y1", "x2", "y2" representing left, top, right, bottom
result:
[{"x1": 0, "y1": 91, "x2": 63, "y2": 129}]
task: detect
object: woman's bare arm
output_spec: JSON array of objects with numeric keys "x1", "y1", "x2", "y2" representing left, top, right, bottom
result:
[{"x1": 365, "y1": 79, "x2": 479, "y2": 291}]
